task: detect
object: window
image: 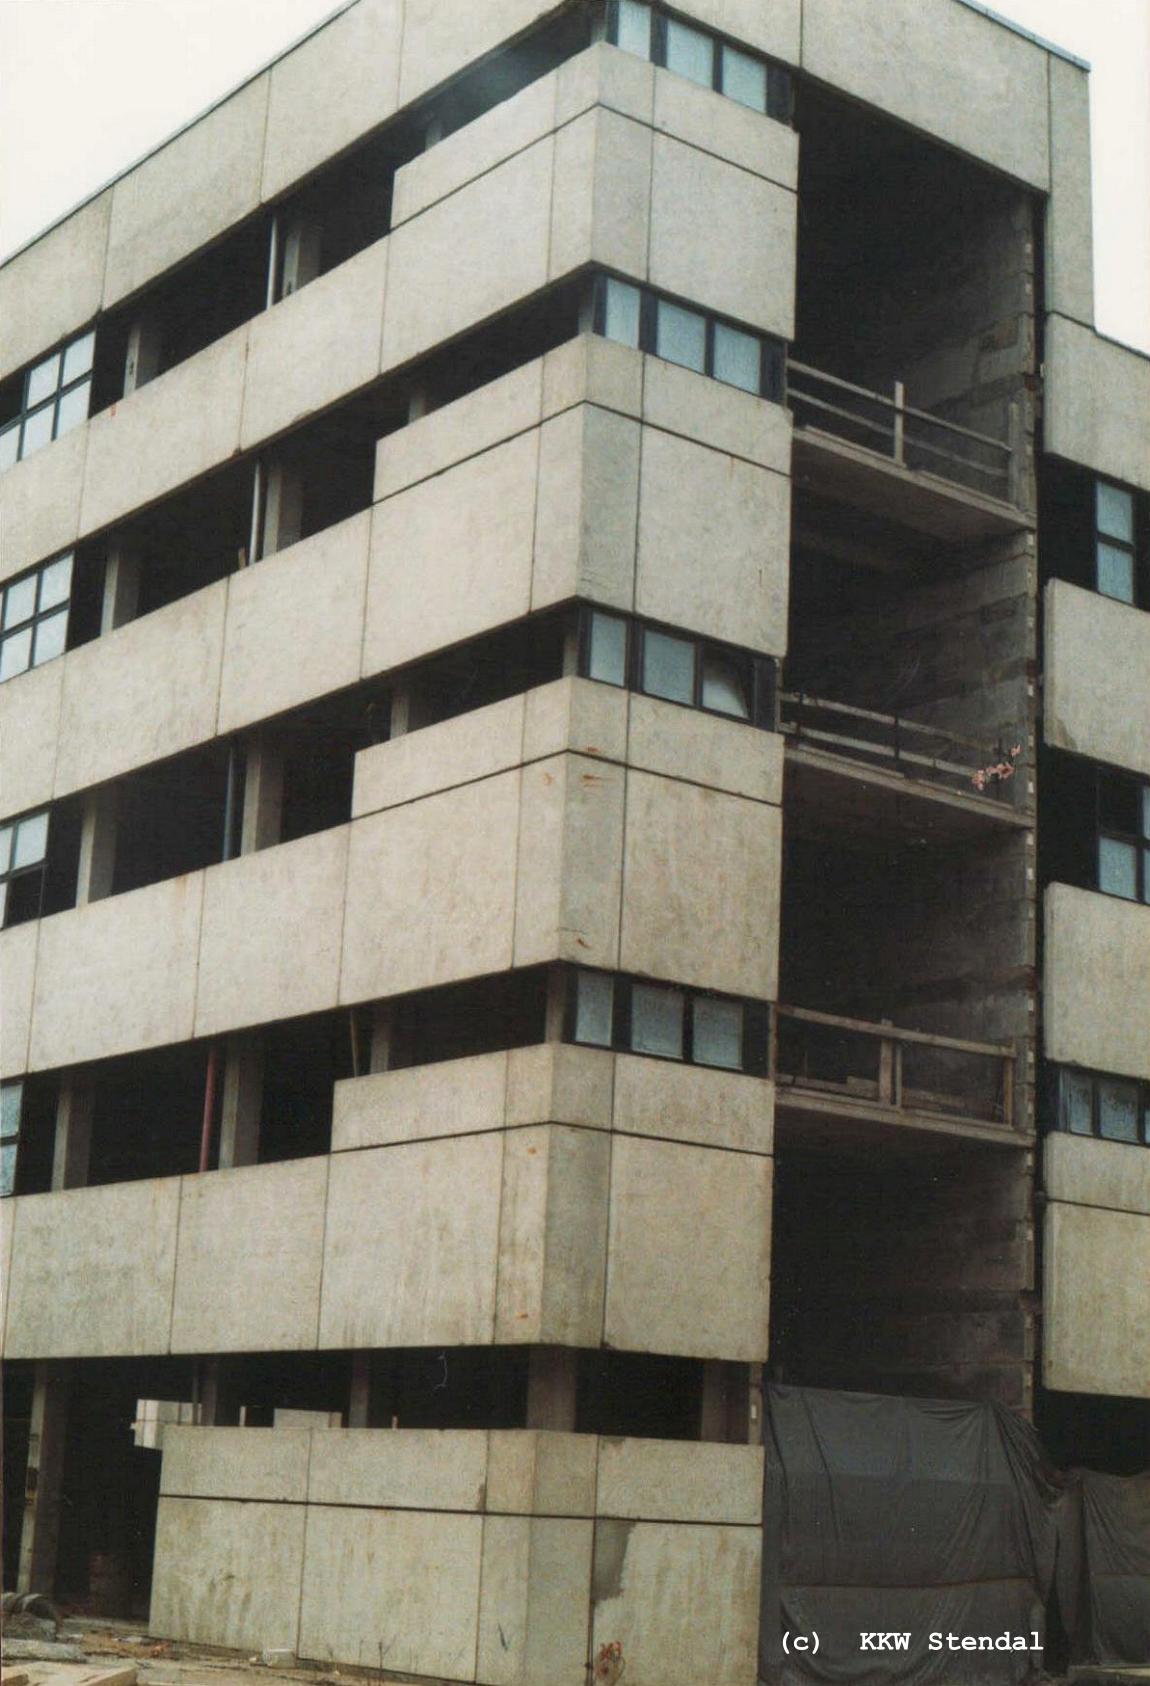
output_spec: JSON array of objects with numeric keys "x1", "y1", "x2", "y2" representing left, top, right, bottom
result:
[
  {"x1": 0, "y1": 809, "x2": 50, "y2": 928},
  {"x1": 0, "y1": 553, "x2": 73, "y2": 683},
  {"x1": 1054, "y1": 1066, "x2": 1150, "y2": 1147},
  {"x1": 1095, "y1": 480, "x2": 1139, "y2": 606},
  {"x1": 577, "y1": 607, "x2": 775, "y2": 727},
  {"x1": 1096, "y1": 767, "x2": 1150, "y2": 904},
  {"x1": 594, "y1": 275, "x2": 786, "y2": 401},
  {"x1": 0, "y1": 1082, "x2": 21, "y2": 1197},
  {"x1": 566, "y1": 967, "x2": 770, "y2": 1075},
  {"x1": 607, "y1": 1, "x2": 792, "y2": 121},
  {"x1": 0, "y1": 332, "x2": 94, "y2": 470}
]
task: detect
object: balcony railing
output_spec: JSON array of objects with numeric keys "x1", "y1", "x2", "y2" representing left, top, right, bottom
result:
[
  {"x1": 788, "y1": 360, "x2": 1016, "y2": 504},
  {"x1": 781, "y1": 691, "x2": 1020, "y2": 802},
  {"x1": 775, "y1": 1005, "x2": 1015, "y2": 1131}
]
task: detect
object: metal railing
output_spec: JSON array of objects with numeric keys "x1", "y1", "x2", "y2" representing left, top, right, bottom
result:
[
  {"x1": 780, "y1": 691, "x2": 1020, "y2": 801},
  {"x1": 787, "y1": 360, "x2": 1016, "y2": 503},
  {"x1": 775, "y1": 1005, "x2": 1015, "y2": 1129}
]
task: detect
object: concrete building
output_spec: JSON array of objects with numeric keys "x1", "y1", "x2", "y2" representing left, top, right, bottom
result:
[{"x1": 0, "y1": 0, "x2": 1147, "y2": 1678}]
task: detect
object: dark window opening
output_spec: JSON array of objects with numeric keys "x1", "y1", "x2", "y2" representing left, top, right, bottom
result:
[
  {"x1": 407, "y1": 608, "x2": 568, "y2": 730},
  {"x1": 1049, "y1": 1064, "x2": 1150, "y2": 1148},
  {"x1": 606, "y1": 0, "x2": 792, "y2": 122},
  {"x1": 210, "y1": 1351, "x2": 352, "y2": 1427},
  {"x1": 119, "y1": 457, "x2": 254, "y2": 619},
  {"x1": 389, "y1": 968, "x2": 550, "y2": 1070},
  {"x1": 0, "y1": 1076, "x2": 57, "y2": 1198},
  {"x1": 1, "y1": 802, "x2": 80, "y2": 928},
  {"x1": 270, "y1": 131, "x2": 396, "y2": 302},
  {"x1": 87, "y1": 1042, "x2": 210, "y2": 1186},
  {"x1": 415, "y1": 274, "x2": 586, "y2": 414},
  {"x1": 429, "y1": 8, "x2": 596, "y2": 143},
  {"x1": 1039, "y1": 460, "x2": 1150, "y2": 610},
  {"x1": 257, "y1": 1009, "x2": 354, "y2": 1164},
  {"x1": 276, "y1": 681, "x2": 390, "y2": 844},
  {"x1": 577, "y1": 1350, "x2": 703, "y2": 1439},
  {"x1": 566, "y1": 966, "x2": 771, "y2": 1075},
  {"x1": 1042, "y1": 752, "x2": 1150, "y2": 905},
  {"x1": 358, "y1": 1347, "x2": 529, "y2": 1431},
  {"x1": 111, "y1": 742, "x2": 238, "y2": 898},
  {"x1": 1036, "y1": 1388, "x2": 1150, "y2": 1477},
  {"x1": 0, "y1": 329, "x2": 94, "y2": 470}
]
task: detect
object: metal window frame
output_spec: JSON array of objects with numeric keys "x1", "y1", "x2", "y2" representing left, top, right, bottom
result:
[
  {"x1": 591, "y1": 271, "x2": 786, "y2": 404},
  {"x1": 0, "y1": 554, "x2": 74, "y2": 684},
  {"x1": 577, "y1": 604, "x2": 775, "y2": 730},
  {"x1": 0, "y1": 809, "x2": 51, "y2": 929},
  {"x1": 0, "y1": 1078, "x2": 22, "y2": 1199},
  {"x1": 1095, "y1": 765, "x2": 1150, "y2": 904},
  {"x1": 564, "y1": 964, "x2": 771, "y2": 1077},
  {"x1": 606, "y1": 0, "x2": 793, "y2": 121},
  {"x1": 1055, "y1": 1064, "x2": 1150, "y2": 1147},
  {"x1": 5, "y1": 331, "x2": 95, "y2": 465},
  {"x1": 1093, "y1": 476, "x2": 1148, "y2": 610}
]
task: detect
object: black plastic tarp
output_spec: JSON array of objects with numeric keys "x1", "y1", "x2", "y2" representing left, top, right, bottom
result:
[
  {"x1": 760, "y1": 1386, "x2": 1070, "y2": 1685},
  {"x1": 1056, "y1": 1467, "x2": 1150, "y2": 1667}
]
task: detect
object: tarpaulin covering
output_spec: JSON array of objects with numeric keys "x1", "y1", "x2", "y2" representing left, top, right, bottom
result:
[
  {"x1": 1056, "y1": 1467, "x2": 1150, "y2": 1667},
  {"x1": 760, "y1": 1386, "x2": 1065, "y2": 1685}
]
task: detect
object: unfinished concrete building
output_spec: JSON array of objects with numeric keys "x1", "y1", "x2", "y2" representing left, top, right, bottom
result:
[{"x1": 1, "y1": 0, "x2": 1147, "y2": 1679}]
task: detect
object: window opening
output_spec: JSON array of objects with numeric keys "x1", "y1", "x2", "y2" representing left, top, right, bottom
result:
[
  {"x1": 607, "y1": 0, "x2": 792, "y2": 120},
  {"x1": 0, "y1": 553, "x2": 72, "y2": 682},
  {"x1": 0, "y1": 332, "x2": 93, "y2": 469},
  {"x1": 595, "y1": 274, "x2": 786, "y2": 400},
  {"x1": 0, "y1": 809, "x2": 49, "y2": 927},
  {"x1": 1096, "y1": 766, "x2": 1150, "y2": 904},
  {"x1": 1053, "y1": 1066, "x2": 1150, "y2": 1147},
  {"x1": 578, "y1": 606, "x2": 776, "y2": 727},
  {"x1": 565, "y1": 967, "x2": 770, "y2": 1075}
]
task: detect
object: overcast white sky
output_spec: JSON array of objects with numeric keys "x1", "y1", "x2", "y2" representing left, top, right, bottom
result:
[{"x1": 1, "y1": 0, "x2": 1147, "y2": 351}]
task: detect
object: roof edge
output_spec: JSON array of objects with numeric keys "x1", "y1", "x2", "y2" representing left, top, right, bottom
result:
[{"x1": 952, "y1": 0, "x2": 1090, "y2": 72}]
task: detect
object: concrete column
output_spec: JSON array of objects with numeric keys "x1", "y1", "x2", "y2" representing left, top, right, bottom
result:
[
  {"x1": 369, "y1": 1004, "x2": 393, "y2": 1075},
  {"x1": 100, "y1": 544, "x2": 140, "y2": 634},
  {"x1": 544, "y1": 966, "x2": 567, "y2": 1043},
  {"x1": 526, "y1": 1346, "x2": 578, "y2": 1431},
  {"x1": 240, "y1": 734, "x2": 285, "y2": 855},
  {"x1": 199, "y1": 1359, "x2": 242, "y2": 1427},
  {"x1": 123, "y1": 316, "x2": 162, "y2": 395},
  {"x1": 260, "y1": 460, "x2": 303, "y2": 558},
  {"x1": 218, "y1": 1035, "x2": 263, "y2": 1169},
  {"x1": 51, "y1": 1076, "x2": 93, "y2": 1192},
  {"x1": 75, "y1": 786, "x2": 118, "y2": 906},
  {"x1": 348, "y1": 1353, "x2": 372, "y2": 1428},
  {"x1": 17, "y1": 1362, "x2": 70, "y2": 1594}
]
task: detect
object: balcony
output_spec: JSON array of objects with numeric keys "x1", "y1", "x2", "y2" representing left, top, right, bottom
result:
[
  {"x1": 788, "y1": 359, "x2": 1029, "y2": 540},
  {"x1": 774, "y1": 1004, "x2": 1019, "y2": 1145}
]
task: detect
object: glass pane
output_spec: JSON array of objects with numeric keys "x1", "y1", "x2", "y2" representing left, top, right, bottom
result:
[
  {"x1": 12, "y1": 811, "x2": 48, "y2": 869},
  {"x1": 721, "y1": 43, "x2": 767, "y2": 110},
  {"x1": 1096, "y1": 480, "x2": 1134, "y2": 542},
  {"x1": 574, "y1": 971, "x2": 614, "y2": 1046},
  {"x1": 1099, "y1": 1078, "x2": 1140, "y2": 1143},
  {"x1": 0, "y1": 1140, "x2": 16, "y2": 1198},
  {"x1": 631, "y1": 983, "x2": 684, "y2": 1059},
  {"x1": 1099, "y1": 837, "x2": 1137, "y2": 900},
  {"x1": 614, "y1": 0, "x2": 652, "y2": 57},
  {"x1": 701, "y1": 652, "x2": 750, "y2": 718},
  {"x1": 587, "y1": 611, "x2": 628, "y2": 686},
  {"x1": 62, "y1": 331, "x2": 95, "y2": 384},
  {"x1": 26, "y1": 352, "x2": 61, "y2": 407},
  {"x1": 38, "y1": 553, "x2": 73, "y2": 611},
  {"x1": 3, "y1": 574, "x2": 37, "y2": 629},
  {"x1": 694, "y1": 997, "x2": 743, "y2": 1069},
  {"x1": 1097, "y1": 540, "x2": 1134, "y2": 603},
  {"x1": 32, "y1": 609, "x2": 68, "y2": 667},
  {"x1": 20, "y1": 403, "x2": 55, "y2": 457},
  {"x1": 0, "y1": 422, "x2": 19, "y2": 472},
  {"x1": 655, "y1": 299, "x2": 706, "y2": 373},
  {"x1": 0, "y1": 627, "x2": 32, "y2": 682},
  {"x1": 0, "y1": 826, "x2": 11, "y2": 873},
  {"x1": 665, "y1": 18, "x2": 714, "y2": 87},
  {"x1": 1143, "y1": 787, "x2": 1150, "y2": 840},
  {"x1": 642, "y1": 628, "x2": 695, "y2": 704},
  {"x1": 1060, "y1": 1069, "x2": 1093, "y2": 1135},
  {"x1": 54, "y1": 378, "x2": 91, "y2": 439},
  {"x1": 1099, "y1": 770, "x2": 1138, "y2": 834},
  {"x1": 602, "y1": 277, "x2": 642, "y2": 349},
  {"x1": 0, "y1": 1082, "x2": 21, "y2": 1135},
  {"x1": 713, "y1": 322, "x2": 761, "y2": 393}
]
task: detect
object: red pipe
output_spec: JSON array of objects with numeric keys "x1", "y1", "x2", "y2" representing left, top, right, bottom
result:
[{"x1": 198, "y1": 1045, "x2": 219, "y2": 1173}]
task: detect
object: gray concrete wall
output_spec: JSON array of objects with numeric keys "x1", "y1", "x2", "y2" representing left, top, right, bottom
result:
[
  {"x1": 1043, "y1": 1202, "x2": 1150, "y2": 1397},
  {"x1": 1044, "y1": 884, "x2": 1150, "y2": 1082},
  {"x1": 1044, "y1": 315, "x2": 1150, "y2": 494},
  {"x1": 151, "y1": 1426, "x2": 764, "y2": 1685},
  {"x1": 1044, "y1": 579, "x2": 1150, "y2": 779}
]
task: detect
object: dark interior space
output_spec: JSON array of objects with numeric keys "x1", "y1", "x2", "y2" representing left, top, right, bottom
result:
[
  {"x1": 770, "y1": 1135, "x2": 1031, "y2": 1409},
  {"x1": 111, "y1": 742, "x2": 236, "y2": 896},
  {"x1": 55, "y1": 1357, "x2": 195, "y2": 1616},
  {"x1": 87, "y1": 1042, "x2": 209, "y2": 1185},
  {"x1": 418, "y1": 274, "x2": 586, "y2": 412},
  {"x1": 407, "y1": 608, "x2": 568, "y2": 729},
  {"x1": 429, "y1": 7, "x2": 594, "y2": 143},
  {"x1": 5, "y1": 1072, "x2": 59, "y2": 1196},
  {"x1": 257, "y1": 1008, "x2": 355, "y2": 1163},
  {"x1": 359, "y1": 1347, "x2": 530, "y2": 1431},
  {"x1": 2, "y1": 799, "x2": 82, "y2": 929},
  {"x1": 120, "y1": 456, "x2": 254, "y2": 617},
  {"x1": 388, "y1": 968, "x2": 550, "y2": 1070},
  {"x1": 2, "y1": 1362, "x2": 34, "y2": 1588},
  {"x1": 276, "y1": 681, "x2": 389, "y2": 844},
  {"x1": 217, "y1": 1351, "x2": 353, "y2": 1425},
  {"x1": 1037, "y1": 1389, "x2": 1150, "y2": 1476},
  {"x1": 577, "y1": 1351, "x2": 704, "y2": 1440},
  {"x1": 271, "y1": 129, "x2": 394, "y2": 300},
  {"x1": 261, "y1": 382, "x2": 406, "y2": 554}
]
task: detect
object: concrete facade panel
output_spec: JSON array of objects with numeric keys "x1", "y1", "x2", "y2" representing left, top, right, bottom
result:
[
  {"x1": 1045, "y1": 315, "x2": 1150, "y2": 493},
  {"x1": 627, "y1": 695, "x2": 784, "y2": 804},
  {"x1": 641, "y1": 355, "x2": 793, "y2": 474},
  {"x1": 170, "y1": 1157, "x2": 328, "y2": 1352},
  {"x1": 649, "y1": 132, "x2": 795, "y2": 339},
  {"x1": 3, "y1": 1177, "x2": 179, "y2": 1358},
  {"x1": 373, "y1": 358, "x2": 545, "y2": 503},
  {"x1": 1044, "y1": 580, "x2": 1150, "y2": 778},
  {"x1": 604, "y1": 1135, "x2": 771, "y2": 1360},
  {"x1": 298, "y1": 1505, "x2": 483, "y2": 1677},
  {"x1": 30, "y1": 874, "x2": 202, "y2": 1070},
  {"x1": 675, "y1": 0, "x2": 800, "y2": 64},
  {"x1": 319, "y1": 1135, "x2": 503, "y2": 1348},
  {"x1": 54, "y1": 582, "x2": 227, "y2": 797},
  {"x1": 1044, "y1": 1203, "x2": 1150, "y2": 1397},
  {"x1": 104, "y1": 77, "x2": 270, "y2": 308},
  {"x1": 308, "y1": 1427, "x2": 488, "y2": 1511},
  {"x1": 194, "y1": 828, "x2": 349, "y2": 1037},
  {"x1": 353, "y1": 695, "x2": 527, "y2": 818},
  {"x1": 341, "y1": 772, "x2": 520, "y2": 1003},
  {"x1": 0, "y1": 429, "x2": 88, "y2": 585},
  {"x1": 0, "y1": 924, "x2": 36, "y2": 1080},
  {"x1": 1044, "y1": 884, "x2": 1150, "y2": 1082},
  {"x1": 596, "y1": 1437, "x2": 763, "y2": 1524},
  {"x1": 0, "y1": 192, "x2": 110, "y2": 383},
  {"x1": 1046, "y1": 59, "x2": 1094, "y2": 326},
  {"x1": 364, "y1": 431, "x2": 539, "y2": 674},
  {"x1": 635, "y1": 427, "x2": 789, "y2": 655},
  {"x1": 478, "y1": 1516, "x2": 593, "y2": 1686},
  {"x1": 800, "y1": 0, "x2": 1050, "y2": 188},
  {"x1": 260, "y1": 0, "x2": 403, "y2": 202},
  {"x1": 1044, "y1": 1133, "x2": 1150, "y2": 1220},
  {"x1": 590, "y1": 1519, "x2": 761, "y2": 1686},
  {"x1": 240, "y1": 239, "x2": 388, "y2": 448},
  {"x1": 218, "y1": 513, "x2": 371, "y2": 735},
  {"x1": 332, "y1": 1052, "x2": 511, "y2": 1152},
  {"x1": 160, "y1": 1426, "x2": 311, "y2": 1501},
  {"x1": 612, "y1": 1056, "x2": 774, "y2": 1154},
  {"x1": 549, "y1": 109, "x2": 652, "y2": 286},
  {"x1": 0, "y1": 658, "x2": 63, "y2": 822},
  {"x1": 79, "y1": 326, "x2": 249, "y2": 536},
  {"x1": 151, "y1": 1496, "x2": 305, "y2": 1654},
  {"x1": 651, "y1": 64, "x2": 797, "y2": 186},
  {"x1": 393, "y1": 73, "x2": 559, "y2": 228},
  {"x1": 485, "y1": 1429, "x2": 599, "y2": 1516},
  {"x1": 514, "y1": 754, "x2": 625, "y2": 971},
  {"x1": 495, "y1": 1124, "x2": 610, "y2": 1345},
  {"x1": 532, "y1": 406, "x2": 641, "y2": 615},
  {"x1": 620, "y1": 770, "x2": 781, "y2": 998},
  {"x1": 398, "y1": 0, "x2": 556, "y2": 105}
]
